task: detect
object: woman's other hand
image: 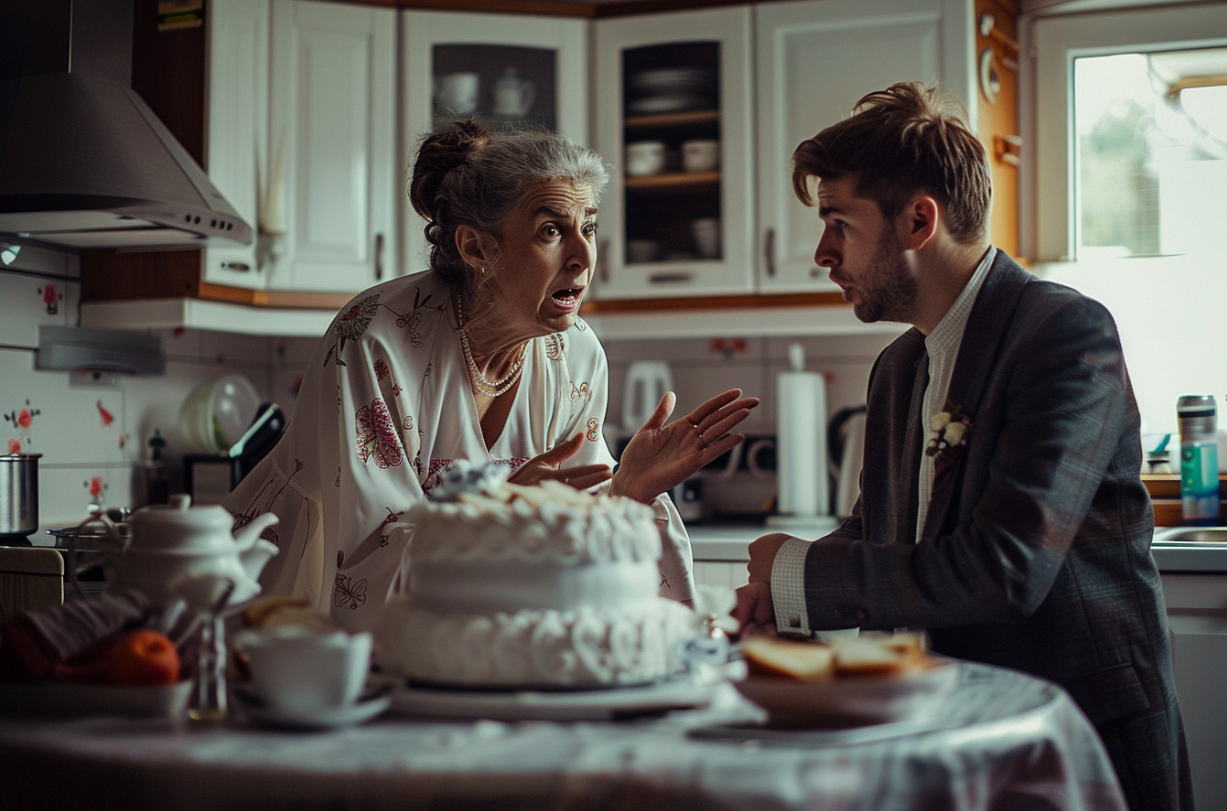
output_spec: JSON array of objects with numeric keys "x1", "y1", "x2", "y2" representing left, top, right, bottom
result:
[
  {"x1": 508, "y1": 432, "x2": 613, "y2": 491},
  {"x1": 610, "y1": 389, "x2": 759, "y2": 504}
]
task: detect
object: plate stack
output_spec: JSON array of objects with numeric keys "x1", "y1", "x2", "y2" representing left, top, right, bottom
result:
[{"x1": 627, "y1": 67, "x2": 714, "y2": 115}]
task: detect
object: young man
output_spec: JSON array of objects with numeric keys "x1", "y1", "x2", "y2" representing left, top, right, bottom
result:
[{"x1": 733, "y1": 83, "x2": 1191, "y2": 810}]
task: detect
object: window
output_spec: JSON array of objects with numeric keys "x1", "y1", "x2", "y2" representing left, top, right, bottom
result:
[
  {"x1": 1074, "y1": 49, "x2": 1227, "y2": 258},
  {"x1": 1029, "y1": 3, "x2": 1227, "y2": 260}
]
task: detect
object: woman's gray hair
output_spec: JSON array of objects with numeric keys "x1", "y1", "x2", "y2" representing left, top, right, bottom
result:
[{"x1": 408, "y1": 122, "x2": 609, "y2": 299}]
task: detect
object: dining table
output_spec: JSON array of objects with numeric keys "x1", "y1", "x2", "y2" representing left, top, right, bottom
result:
[{"x1": 0, "y1": 661, "x2": 1126, "y2": 811}]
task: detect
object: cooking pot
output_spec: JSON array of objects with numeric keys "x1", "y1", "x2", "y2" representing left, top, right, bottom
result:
[{"x1": 0, "y1": 453, "x2": 42, "y2": 538}]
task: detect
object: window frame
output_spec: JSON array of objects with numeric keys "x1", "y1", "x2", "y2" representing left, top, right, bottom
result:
[{"x1": 1023, "y1": 2, "x2": 1227, "y2": 260}]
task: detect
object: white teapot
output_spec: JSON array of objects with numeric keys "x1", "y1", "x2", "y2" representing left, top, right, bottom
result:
[{"x1": 102, "y1": 494, "x2": 279, "y2": 608}]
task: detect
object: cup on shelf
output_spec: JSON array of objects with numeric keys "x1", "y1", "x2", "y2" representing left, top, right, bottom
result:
[
  {"x1": 235, "y1": 626, "x2": 372, "y2": 714},
  {"x1": 692, "y1": 218, "x2": 720, "y2": 259},
  {"x1": 682, "y1": 139, "x2": 720, "y2": 172},
  {"x1": 626, "y1": 141, "x2": 667, "y2": 177},
  {"x1": 435, "y1": 72, "x2": 480, "y2": 115},
  {"x1": 627, "y1": 239, "x2": 662, "y2": 264}
]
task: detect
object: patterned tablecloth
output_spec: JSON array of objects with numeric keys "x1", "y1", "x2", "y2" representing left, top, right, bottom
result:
[{"x1": 0, "y1": 662, "x2": 1125, "y2": 811}]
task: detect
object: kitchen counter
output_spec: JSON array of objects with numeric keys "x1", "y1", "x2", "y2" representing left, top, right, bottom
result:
[{"x1": 688, "y1": 521, "x2": 1227, "y2": 573}]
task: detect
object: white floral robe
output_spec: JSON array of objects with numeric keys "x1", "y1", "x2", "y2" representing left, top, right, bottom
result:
[{"x1": 224, "y1": 270, "x2": 694, "y2": 632}]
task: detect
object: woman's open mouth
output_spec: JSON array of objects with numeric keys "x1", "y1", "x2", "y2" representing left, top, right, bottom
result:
[{"x1": 550, "y1": 286, "x2": 584, "y2": 312}]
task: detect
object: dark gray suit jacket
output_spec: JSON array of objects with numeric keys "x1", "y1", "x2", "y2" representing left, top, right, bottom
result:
[{"x1": 804, "y1": 252, "x2": 1192, "y2": 810}]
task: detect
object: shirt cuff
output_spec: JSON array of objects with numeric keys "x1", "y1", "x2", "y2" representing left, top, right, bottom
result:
[{"x1": 771, "y1": 537, "x2": 812, "y2": 636}]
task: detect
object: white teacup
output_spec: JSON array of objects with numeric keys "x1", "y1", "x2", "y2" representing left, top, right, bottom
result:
[
  {"x1": 626, "y1": 141, "x2": 666, "y2": 177},
  {"x1": 682, "y1": 139, "x2": 719, "y2": 172},
  {"x1": 236, "y1": 627, "x2": 372, "y2": 714},
  {"x1": 435, "y1": 72, "x2": 480, "y2": 115},
  {"x1": 692, "y1": 217, "x2": 720, "y2": 259}
]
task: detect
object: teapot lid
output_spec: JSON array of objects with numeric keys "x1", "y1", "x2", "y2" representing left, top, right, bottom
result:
[{"x1": 128, "y1": 494, "x2": 238, "y2": 551}]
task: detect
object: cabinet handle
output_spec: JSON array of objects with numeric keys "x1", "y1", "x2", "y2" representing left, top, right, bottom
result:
[
  {"x1": 649, "y1": 272, "x2": 693, "y2": 285},
  {"x1": 374, "y1": 233, "x2": 384, "y2": 280},
  {"x1": 763, "y1": 228, "x2": 775, "y2": 277},
  {"x1": 220, "y1": 261, "x2": 251, "y2": 272}
]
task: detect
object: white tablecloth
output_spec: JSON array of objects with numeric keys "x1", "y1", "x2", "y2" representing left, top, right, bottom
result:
[{"x1": 0, "y1": 663, "x2": 1126, "y2": 811}]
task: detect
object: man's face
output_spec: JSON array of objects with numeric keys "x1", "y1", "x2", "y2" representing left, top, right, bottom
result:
[{"x1": 813, "y1": 176, "x2": 917, "y2": 324}]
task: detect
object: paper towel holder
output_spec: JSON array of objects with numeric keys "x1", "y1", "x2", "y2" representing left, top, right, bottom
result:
[{"x1": 766, "y1": 343, "x2": 839, "y2": 534}]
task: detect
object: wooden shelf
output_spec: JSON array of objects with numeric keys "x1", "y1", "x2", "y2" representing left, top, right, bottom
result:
[
  {"x1": 625, "y1": 170, "x2": 719, "y2": 190},
  {"x1": 624, "y1": 109, "x2": 720, "y2": 128}
]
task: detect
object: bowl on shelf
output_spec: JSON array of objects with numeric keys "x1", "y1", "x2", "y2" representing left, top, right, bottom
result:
[
  {"x1": 627, "y1": 95, "x2": 707, "y2": 116},
  {"x1": 682, "y1": 140, "x2": 719, "y2": 172},
  {"x1": 630, "y1": 67, "x2": 714, "y2": 96}
]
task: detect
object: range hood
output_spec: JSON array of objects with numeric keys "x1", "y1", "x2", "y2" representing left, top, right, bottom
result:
[{"x1": 0, "y1": 0, "x2": 252, "y2": 249}]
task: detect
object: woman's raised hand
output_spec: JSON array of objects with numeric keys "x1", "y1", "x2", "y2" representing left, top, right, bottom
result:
[
  {"x1": 507, "y1": 431, "x2": 613, "y2": 491},
  {"x1": 610, "y1": 389, "x2": 759, "y2": 504}
]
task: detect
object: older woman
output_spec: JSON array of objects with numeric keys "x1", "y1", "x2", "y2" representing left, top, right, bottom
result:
[{"x1": 225, "y1": 122, "x2": 758, "y2": 632}]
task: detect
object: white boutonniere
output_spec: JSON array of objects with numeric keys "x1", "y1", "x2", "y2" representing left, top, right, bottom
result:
[{"x1": 925, "y1": 401, "x2": 973, "y2": 475}]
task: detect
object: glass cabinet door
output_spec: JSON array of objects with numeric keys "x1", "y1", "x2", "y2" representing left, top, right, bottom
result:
[
  {"x1": 592, "y1": 6, "x2": 755, "y2": 300},
  {"x1": 400, "y1": 11, "x2": 589, "y2": 275},
  {"x1": 432, "y1": 44, "x2": 557, "y2": 132},
  {"x1": 621, "y1": 41, "x2": 723, "y2": 267}
]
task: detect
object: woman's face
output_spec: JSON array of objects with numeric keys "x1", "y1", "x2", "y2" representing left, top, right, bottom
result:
[{"x1": 485, "y1": 181, "x2": 598, "y2": 338}]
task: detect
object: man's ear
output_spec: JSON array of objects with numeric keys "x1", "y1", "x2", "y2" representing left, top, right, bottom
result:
[
  {"x1": 904, "y1": 195, "x2": 941, "y2": 252},
  {"x1": 455, "y1": 224, "x2": 493, "y2": 270}
]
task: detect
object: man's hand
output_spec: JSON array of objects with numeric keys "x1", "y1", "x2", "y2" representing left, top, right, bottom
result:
[
  {"x1": 733, "y1": 582, "x2": 776, "y2": 636},
  {"x1": 747, "y1": 533, "x2": 792, "y2": 584}
]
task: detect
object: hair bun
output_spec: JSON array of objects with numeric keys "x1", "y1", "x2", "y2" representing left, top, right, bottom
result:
[{"x1": 409, "y1": 119, "x2": 490, "y2": 222}]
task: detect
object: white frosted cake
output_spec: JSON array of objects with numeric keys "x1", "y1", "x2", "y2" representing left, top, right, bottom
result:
[{"x1": 377, "y1": 476, "x2": 695, "y2": 689}]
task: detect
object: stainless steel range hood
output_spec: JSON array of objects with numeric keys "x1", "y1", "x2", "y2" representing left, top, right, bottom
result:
[{"x1": 0, "y1": 0, "x2": 252, "y2": 249}]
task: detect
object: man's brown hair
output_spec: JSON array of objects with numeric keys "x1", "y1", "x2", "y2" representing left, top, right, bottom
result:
[{"x1": 792, "y1": 82, "x2": 991, "y2": 244}]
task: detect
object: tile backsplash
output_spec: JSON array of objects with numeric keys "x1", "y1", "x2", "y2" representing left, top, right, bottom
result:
[{"x1": 0, "y1": 242, "x2": 317, "y2": 527}]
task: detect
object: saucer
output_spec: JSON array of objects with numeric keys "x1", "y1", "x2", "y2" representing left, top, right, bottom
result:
[{"x1": 234, "y1": 688, "x2": 390, "y2": 731}]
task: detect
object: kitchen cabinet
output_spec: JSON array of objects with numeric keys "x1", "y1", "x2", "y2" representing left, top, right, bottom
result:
[
  {"x1": 755, "y1": 0, "x2": 971, "y2": 293},
  {"x1": 591, "y1": 0, "x2": 988, "y2": 300},
  {"x1": 201, "y1": 0, "x2": 270, "y2": 291},
  {"x1": 399, "y1": 10, "x2": 589, "y2": 276},
  {"x1": 1161, "y1": 571, "x2": 1227, "y2": 810},
  {"x1": 204, "y1": 0, "x2": 397, "y2": 296},
  {"x1": 592, "y1": 6, "x2": 756, "y2": 300},
  {"x1": 264, "y1": 0, "x2": 397, "y2": 294}
]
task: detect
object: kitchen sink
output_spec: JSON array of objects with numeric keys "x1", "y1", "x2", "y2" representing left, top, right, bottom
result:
[{"x1": 1153, "y1": 527, "x2": 1227, "y2": 545}]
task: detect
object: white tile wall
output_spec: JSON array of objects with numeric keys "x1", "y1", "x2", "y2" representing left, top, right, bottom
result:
[
  {"x1": 0, "y1": 243, "x2": 307, "y2": 527},
  {"x1": 604, "y1": 332, "x2": 893, "y2": 443}
]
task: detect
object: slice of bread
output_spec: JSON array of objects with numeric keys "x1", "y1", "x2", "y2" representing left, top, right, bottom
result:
[
  {"x1": 831, "y1": 638, "x2": 910, "y2": 677},
  {"x1": 241, "y1": 596, "x2": 332, "y2": 631},
  {"x1": 741, "y1": 636, "x2": 835, "y2": 681}
]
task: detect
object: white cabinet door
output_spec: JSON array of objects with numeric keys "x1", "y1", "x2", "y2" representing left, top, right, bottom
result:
[
  {"x1": 268, "y1": 0, "x2": 396, "y2": 294},
  {"x1": 400, "y1": 11, "x2": 588, "y2": 279},
  {"x1": 1161, "y1": 572, "x2": 1227, "y2": 810},
  {"x1": 755, "y1": 0, "x2": 969, "y2": 293},
  {"x1": 202, "y1": 0, "x2": 269, "y2": 290},
  {"x1": 592, "y1": 7, "x2": 756, "y2": 300}
]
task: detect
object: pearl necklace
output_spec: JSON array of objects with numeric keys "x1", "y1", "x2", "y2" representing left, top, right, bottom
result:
[{"x1": 456, "y1": 293, "x2": 527, "y2": 398}]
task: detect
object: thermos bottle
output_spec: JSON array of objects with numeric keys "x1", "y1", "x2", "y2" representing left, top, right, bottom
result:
[{"x1": 1178, "y1": 395, "x2": 1220, "y2": 525}]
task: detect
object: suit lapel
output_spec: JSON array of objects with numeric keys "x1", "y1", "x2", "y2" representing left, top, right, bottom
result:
[
  {"x1": 918, "y1": 253, "x2": 1033, "y2": 543},
  {"x1": 900, "y1": 349, "x2": 929, "y2": 544}
]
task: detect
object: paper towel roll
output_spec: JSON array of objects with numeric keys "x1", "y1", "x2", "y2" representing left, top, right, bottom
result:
[{"x1": 774, "y1": 344, "x2": 828, "y2": 519}]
